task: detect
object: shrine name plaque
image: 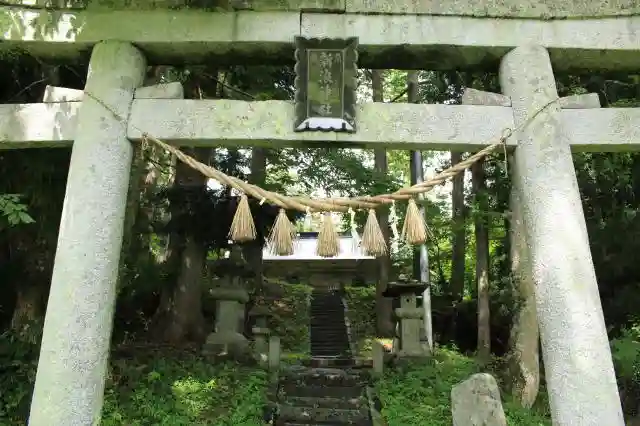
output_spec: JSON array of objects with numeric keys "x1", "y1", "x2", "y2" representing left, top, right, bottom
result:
[{"x1": 294, "y1": 36, "x2": 358, "y2": 133}]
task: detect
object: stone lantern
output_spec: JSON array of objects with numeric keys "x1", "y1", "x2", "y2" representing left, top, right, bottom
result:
[{"x1": 383, "y1": 276, "x2": 429, "y2": 357}]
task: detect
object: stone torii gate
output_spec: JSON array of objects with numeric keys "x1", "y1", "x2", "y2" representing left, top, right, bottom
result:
[{"x1": 0, "y1": 2, "x2": 639, "y2": 426}]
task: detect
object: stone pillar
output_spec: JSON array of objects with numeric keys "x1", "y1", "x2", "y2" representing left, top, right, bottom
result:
[
  {"x1": 499, "y1": 45, "x2": 624, "y2": 425},
  {"x1": 268, "y1": 335, "x2": 281, "y2": 371},
  {"x1": 29, "y1": 41, "x2": 146, "y2": 426},
  {"x1": 249, "y1": 306, "x2": 272, "y2": 359},
  {"x1": 395, "y1": 293, "x2": 425, "y2": 357},
  {"x1": 203, "y1": 287, "x2": 250, "y2": 357}
]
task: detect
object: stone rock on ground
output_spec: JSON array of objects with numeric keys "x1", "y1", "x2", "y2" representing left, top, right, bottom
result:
[{"x1": 451, "y1": 373, "x2": 507, "y2": 426}]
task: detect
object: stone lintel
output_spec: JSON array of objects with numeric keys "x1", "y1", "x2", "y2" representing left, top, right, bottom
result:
[
  {"x1": 1, "y1": 7, "x2": 639, "y2": 71},
  {"x1": 128, "y1": 99, "x2": 513, "y2": 151},
  {"x1": 6, "y1": 0, "x2": 639, "y2": 19},
  {"x1": 301, "y1": 13, "x2": 640, "y2": 71},
  {"x1": 2, "y1": 100, "x2": 639, "y2": 152}
]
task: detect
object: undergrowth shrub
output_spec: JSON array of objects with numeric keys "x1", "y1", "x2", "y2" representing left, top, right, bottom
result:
[
  {"x1": 0, "y1": 335, "x2": 268, "y2": 426},
  {"x1": 103, "y1": 352, "x2": 267, "y2": 426},
  {"x1": 344, "y1": 285, "x2": 376, "y2": 354},
  {"x1": 0, "y1": 333, "x2": 38, "y2": 423},
  {"x1": 611, "y1": 323, "x2": 640, "y2": 417},
  {"x1": 376, "y1": 348, "x2": 551, "y2": 426},
  {"x1": 266, "y1": 282, "x2": 311, "y2": 354}
]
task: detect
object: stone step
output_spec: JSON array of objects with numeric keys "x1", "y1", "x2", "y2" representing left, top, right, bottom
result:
[
  {"x1": 310, "y1": 337, "x2": 348, "y2": 341},
  {"x1": 280, "y1": 369, "x2": 364, "y2": 387},
  {"x1": 302, "y1": 358, "x2": 362, "y2": 368},
  {"x1": 311, "y1": 346, "x2": 351, "y2": 358},
  {"x1": 277, "y1": 404, "x2": 370, "y2": 424},
  {"x1": 280, "y1": 383, "x2": 364, "y2": 399},
  {"x1": 309, "y1": 346, "x2": 350, "y2": 352},
  {"x1": 284, "y1": 395, "x2": 367, "y2": 410},
  {"x1": 309, "y1": 330, "x2": 348, "y2": 335}
]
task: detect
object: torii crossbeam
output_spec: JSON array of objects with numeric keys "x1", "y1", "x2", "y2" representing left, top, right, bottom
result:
[{"x1": 0, "y1": 4, "x2": 637, "y2": 425}]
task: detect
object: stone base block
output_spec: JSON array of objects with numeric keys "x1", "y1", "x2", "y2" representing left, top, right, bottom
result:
[{"x1": 202, "y1": 331, "x2": 249, "y2": 358}]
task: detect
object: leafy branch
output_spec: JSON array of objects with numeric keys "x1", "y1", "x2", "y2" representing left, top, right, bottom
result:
[{"x1": 0, "y1": 194, "x2": 35, "y2": 229}]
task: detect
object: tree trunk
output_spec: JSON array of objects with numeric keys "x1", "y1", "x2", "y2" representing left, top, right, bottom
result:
[
  {"x1": 472, "y1": 158, "x2": 491, "y2": 363},
  {"x1": 450, "y1": 151, "x2": 466, "y2": 301},
  {"x1": 371, "y1": 69, "x2": 394, "y2": 337},
  {"x1": 506, "y1": 160, "x2": 540, "y2": 407},
  {"x1": 152, "y1": 148, "x2": 210, "y2": 344},
  {"x1": 11, "y1": 284, "x2": 46, "y2": 343},
  {"x1": 162, "y1": 234, "x2": 207, "y2": 343}
]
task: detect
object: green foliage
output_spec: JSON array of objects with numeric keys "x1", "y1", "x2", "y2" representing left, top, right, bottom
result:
[
  {"x1": 0, "y1": 335, "x2": 268, "y2": 426},
  {"x1": 264, "y1": 282, "x2": 312, "y2": 354},
  {"x1": 0, "y1": 194, "x2": 34, "y2": 229},
  {"x1": 377, "y1": 348, "x2": 551, "y2": 426},
  {"x1": 0, "y1": 333, "x2": 39, "y2": 422},
  {"x1": 102, "y1": 354, "x2": 267, "y2": 426},
  {"x1": 344, "y1": 285, "x2": 376, "y2": 352},
  {"x1": 611, "y1": 324, "x2": 640, "y2": 415}
]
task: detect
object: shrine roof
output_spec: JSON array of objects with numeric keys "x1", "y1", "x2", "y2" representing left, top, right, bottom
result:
[{"x1": 262, "y1": 232, "x2": 375, "y2": 261}]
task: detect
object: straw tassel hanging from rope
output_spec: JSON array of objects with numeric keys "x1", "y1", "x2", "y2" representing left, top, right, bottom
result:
[
  {"x1": 402, "y1": 198, "x2": 428, "y2": 245},
  {"x1": 268, "y1": 208, "x2": 296, "y2": 256},
  {"x1": 316, "y1": 212, "x2": 340, "y2": 257},
  {"x1": 229, "y1": 194, "x2": 257, "y2": 243},
  {"x1": 361, "y1": 209, "x2": 387, "y2": 257},
  {"x1": 348, "y1": 208, "x2": 361, "y2": 254}
]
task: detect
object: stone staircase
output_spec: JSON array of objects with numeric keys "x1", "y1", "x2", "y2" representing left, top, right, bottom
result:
[
  {"x1": 309, "y1": 289, "x2": 352, "y2": 360},
  {"x1": 274, "y1": 366, "x2": 372, "y2": 425},
  {"x1": 270, "y1": 288, "x2": 375, "y2": 425}
]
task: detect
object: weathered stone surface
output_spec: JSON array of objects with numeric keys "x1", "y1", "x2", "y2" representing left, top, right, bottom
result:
[
  {"x1": 500, "y1": 45, "x2": 624, "y2": 425},
  {"x1": 128, "y1": 99, "x2": 640, "y2": 151},
  {"x1": 28, "y1": 41, "x2": 146, "y2": 426},
  {"x1": 300, "y1": 13, "x2": 640, "y2": 71},
  {"x1": 1, "y1": 7, "x2": 640, "y2": 71},
  {"x1": 42, "y1": 85, "x2": 84, "y2": 102},
  {"x1": 2, "y1": 98, "x2": 640, "y2": 151},
  {"x1": 451, "y1": 373, "x2": 507, "y2": 426},
  {"x1": 128, "y1": 100, "x2": 513, "y2": 150},
  {"x1": 345, "y1": 0, "x2": 640, "y2": 18}
]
